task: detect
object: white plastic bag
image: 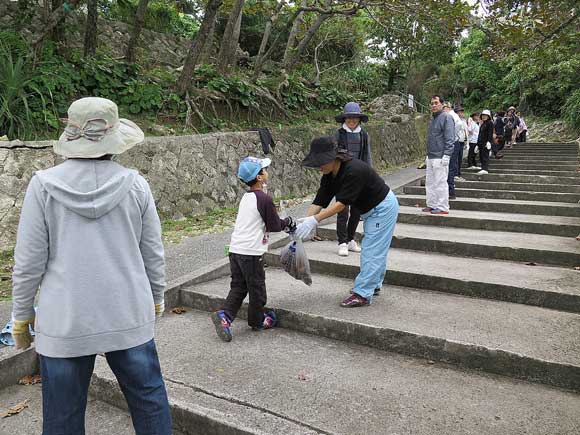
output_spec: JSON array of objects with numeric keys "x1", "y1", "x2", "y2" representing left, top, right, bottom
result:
[{"x1": 280, "y1": 235, "x2": 312, "y2": 286}]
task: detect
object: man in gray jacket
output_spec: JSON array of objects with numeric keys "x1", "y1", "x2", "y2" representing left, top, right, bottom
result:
[
  {"x1": 11, "y1": 97, "x2": 172, "y2": 434},
  {"x1": 423, "y1": 95, "x2": 455, "y2": 214}
]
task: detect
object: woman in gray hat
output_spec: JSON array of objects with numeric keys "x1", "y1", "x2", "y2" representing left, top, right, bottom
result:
[
  {"x1": 295, "y1": 136, "x2": 399, "y2": 307},
  {"x1": 333, "y1": 102, "x2": 372, "y2": 257},
  {"x1": 10, "y1": 97, "x2": 172, "y2": 434}
]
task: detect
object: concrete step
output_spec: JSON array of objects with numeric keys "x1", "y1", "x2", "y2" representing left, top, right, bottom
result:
[
  {"x1": 404, "y1": 185, "x2": 580, "y2": 203},
  {"x1": 460, "y1": 172, "x2": 580, "y2": 185},
  {"x1": 398, "y1": 194, "x2": 580, "y2": 217},
  {"x1": 0, "y1": 383, "x2": 141, "y2": 435},
  {"x1": 89, "y1": 309, "x2": 580, "y2": 435},
  {"x1": 490, "y1": 162, "x2": 578, "y2": 169},
  {"x1": 317, "y1": 223, "x2": 580, "y2": 267},
  {"x1": 177, "y1": 267, "x2": 580, "y2": 392},
  {"x1": 464, "y1": 167, "x2": 579, "y2": 177},
  {"x1": 492, "y1": 156, "x2": 579, "y2": 165},
  {"x1": 397, "y1": 205, "x2": 580, "y2": 237},
  {"x1": 265, "y1": 240, "x2": 580, "y2": 313},
  {"x1": 454, "y1": 180, "x2": 580, "y2": 194},
  {"x1": 501, "y1": 151, "x2": 578, "y2": 157}
]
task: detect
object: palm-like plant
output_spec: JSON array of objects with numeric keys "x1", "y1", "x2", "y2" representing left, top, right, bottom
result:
[{"x1": 0, "y1": 41, "x2": 47, "y2": 140}]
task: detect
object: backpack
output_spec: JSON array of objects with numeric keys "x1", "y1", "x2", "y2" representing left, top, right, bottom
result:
[{"x1": 505, "y1": 116, "x2": 514, "y2": 130}]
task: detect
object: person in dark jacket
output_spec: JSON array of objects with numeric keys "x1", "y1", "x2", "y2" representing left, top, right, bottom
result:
[
  {"x1": 493, "y1": 110, "x2": 506, "y2": 158},
  {"x1": 504, "y1": 106, "x2": 520, "y2": 148},
  {"x1": 333, "y1": 102, "x2": 372, "y2": 257},
  {"x1": 477, "y1": 110, "x2": 494, "y2": 174}
]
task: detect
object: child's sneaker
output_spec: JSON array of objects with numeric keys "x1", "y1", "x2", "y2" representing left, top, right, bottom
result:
[
  {"x1": 211, "y1": 310, "x2": 232, "y2": 342},
  {"x1": 262, "y1": 311, "x2": 278, "y2": 329},
  {"x1": 253, "y1": 311, "x2": 278, "y2": 331}
]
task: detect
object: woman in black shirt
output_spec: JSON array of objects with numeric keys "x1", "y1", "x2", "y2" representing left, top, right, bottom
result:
[{"x1": 295, "y1": 136, "x2": 399, "y2": 308}]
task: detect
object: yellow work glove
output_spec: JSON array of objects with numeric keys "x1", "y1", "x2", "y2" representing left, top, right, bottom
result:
[
  {"x1": 155, "y1": 301, "x2": 165, "y2": 321},
  {"x1": 12, "y1": 318, "x2": 34, "y2": 350}
]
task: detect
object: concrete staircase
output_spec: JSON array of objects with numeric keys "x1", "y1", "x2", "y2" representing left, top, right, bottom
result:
[{"x1": 87, "y1": 142, "x2": 580, "y2": 434}]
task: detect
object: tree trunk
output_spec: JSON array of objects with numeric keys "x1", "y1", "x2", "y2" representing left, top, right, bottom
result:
[
  {"x1": 216, "y1": 0, "x2": 245, "y2": 73},
  {"x1": 125, "y1": 0, "x2": 150, "y2": 63},
  {"x1": 285, "y1": 6, "x2": 331, "y2": 70},
  {"x1": 283, "y1": 0, "x2": 307, "y2": 66},
  {"x1": 50, "y1": 0, "x2": 66, "y2": 47},
  {"x1": 252, "y1": 1, "x2": 285, "y2": 80},
  {"x1": 33, "y1": 0, "x2": 83, "y2": 48},
  {"x1": 198, "y1": 16, "x2": 217, "y2": 64},
  {"x1": 83, "y1": 0, "x2": 98, "y2": 57},
  {"x1": 177, "y1": 0, "x2": 223, "y2": 94}
]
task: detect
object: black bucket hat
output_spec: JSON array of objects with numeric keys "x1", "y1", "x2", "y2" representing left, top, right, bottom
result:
[
  {"x1": 335, "y1": 102, "x2": 369, "y2": 123},
  {"x1": 302, "y1": 136, "x2": 340, "y2": 168}
]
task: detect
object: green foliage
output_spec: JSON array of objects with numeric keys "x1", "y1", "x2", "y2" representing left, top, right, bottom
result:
[
  {"x1": 0, "y1": 31, "x2": 184, "y2": 139},
  {"x1": 0, "y1": 35, "x2": 50, "y2": 139},
  {"x1": 563, "y1": 90, "x2": 580, "y2": 130},
  {"x1": 104, "y1": 0, "x2": 199, "y2": 38}
]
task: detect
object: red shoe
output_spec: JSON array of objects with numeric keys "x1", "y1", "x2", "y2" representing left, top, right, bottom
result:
[
  {"x1": 422, "y1": 207, "x2": 433, "y2": 212},
  {"x1": 430, "y1": 209, "x2": 449, "y2": 215},
  {"x1": 340, "y1": 294, "x2": 370, "y2": 308}
]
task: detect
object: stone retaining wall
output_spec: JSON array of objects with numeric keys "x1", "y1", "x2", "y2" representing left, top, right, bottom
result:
[{"x1": 0, "y1": 116, "x2": 427, "y2": 250}]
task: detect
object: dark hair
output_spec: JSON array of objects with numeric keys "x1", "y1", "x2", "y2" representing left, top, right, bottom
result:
[
  {"x1": 430, "y1": 95, "x2": 445, "y2": 103},
  {"x1": 470, "y1": 112, "x2": 480, "y2": 118},
  {"x1": 245, "y1": 168, "x2": 264, "y2": 187},
  {"x1": 496, "y1": 110, "x2": 505, "y2": 117}
]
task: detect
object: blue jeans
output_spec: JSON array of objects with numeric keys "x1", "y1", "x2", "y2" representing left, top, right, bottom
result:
[
  {"x1": 41, "y1": 339, "x2": 172, "y2": 435},
  {"x1": 353, "y1": 191, "x2": 399, "y2": 300},
  {"x1": 447, "y1": 141, "x2": 462, "y2": 196}
]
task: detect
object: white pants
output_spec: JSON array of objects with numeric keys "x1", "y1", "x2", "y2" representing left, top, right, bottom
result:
[{"x1": 426, "y1": 158, "x2": 449, "y2": 212}]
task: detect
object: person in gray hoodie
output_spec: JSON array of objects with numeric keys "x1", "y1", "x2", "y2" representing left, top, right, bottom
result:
[
  {"x1": 10, "y1": 97, "x2": 172, "y2": 434},
  {"x1": 423, "y1": 95, "x2": 455, "y2": 214}
]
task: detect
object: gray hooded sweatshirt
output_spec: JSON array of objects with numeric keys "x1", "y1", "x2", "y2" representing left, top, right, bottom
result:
[{"x1": 11, "y1": 159, "x2": 165, "y2": 358}]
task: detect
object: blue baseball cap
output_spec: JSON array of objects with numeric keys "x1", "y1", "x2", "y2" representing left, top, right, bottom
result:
[{"x1": 237, "y1": 156, "x2": 272, "y2": 183}]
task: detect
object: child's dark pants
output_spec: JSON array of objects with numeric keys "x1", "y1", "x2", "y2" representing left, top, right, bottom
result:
[{"x1": 223, "y1": 253, "x2": 267, "y2": 328}]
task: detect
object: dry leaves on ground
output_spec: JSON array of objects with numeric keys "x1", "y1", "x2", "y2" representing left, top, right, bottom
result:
[
  {"x1": 1, "y1": 399, "x2": 29, "y2": 418},
  {"x1": 171, "y1": 307, "x2": 188, "y2": 314},
  {"x1": 18, "y1": 375, "x2": 41, "y2": 385}
]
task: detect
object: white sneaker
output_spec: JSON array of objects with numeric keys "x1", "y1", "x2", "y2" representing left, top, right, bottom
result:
[
  {"x1": 477, "y1": 170, "x2": 489, "y2": 175},
  {"x1": 475, "y1": 167, "x2": 482, "y2": 170},
  {"x1": 347, "y1": 240, "x2": 361, "y2": 252},
  {"x1": 454, "y1": 176, "x2": 466, "y2": 182},
  {"x1": 467, "y1": 166, "x2": 478, "y2": 170},
  {"x1": 338, "y1": 243, "x2": 349, "y2": 257}
]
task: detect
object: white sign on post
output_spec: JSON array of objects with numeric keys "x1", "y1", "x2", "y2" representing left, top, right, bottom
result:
[{"x1": 408, "y1": 94, "x2": 414, "y2": 110}]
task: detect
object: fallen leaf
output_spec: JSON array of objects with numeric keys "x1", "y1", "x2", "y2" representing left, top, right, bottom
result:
[
  {"x1": 1, "y1": 399, "x2": 29, "y2": 418},
  {"x1": 171, "y1": 307, "x2": 187, "y2": 314},
  {"x1": 311, "y1": 235, "x2": 323, "y2": 242},
  {"x1": 574, "y1": 266, "x2": 580, "y2": 271},
  {"x1": 18, "y1": 375, "x2": 41, "y2": 385},
  {"x1": 297, "y1": 372, "x2": 308, "y2": 381},
  {"x1": 525, "y1": 262, "x2": 537, "y2": 266}
]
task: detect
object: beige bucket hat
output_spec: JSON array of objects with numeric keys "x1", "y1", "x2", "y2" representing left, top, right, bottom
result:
[{"x1": 54, "y1": 97, "x2": 144, "y2": 158}]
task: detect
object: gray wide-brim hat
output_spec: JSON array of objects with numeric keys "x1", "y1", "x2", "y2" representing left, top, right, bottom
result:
[
  {"x1": 54, "y1": 97, "x2": 144, "y2": 158},
  {"x1": 335, "y1": 102, "x2": 369, "y2": 123},
  {"x1": 302, "y1": 136, "x2": 340, "y2": 168}
]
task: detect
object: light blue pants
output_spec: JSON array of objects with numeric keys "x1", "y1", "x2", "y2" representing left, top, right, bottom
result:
[{"x1": 353, "y1": 190, "x2": 399, "y2": 301}]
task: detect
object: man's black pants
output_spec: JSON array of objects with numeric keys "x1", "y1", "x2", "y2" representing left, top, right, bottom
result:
[
  {"x1": 337, "y1": 205, "x2": 361, "y2": 245},
  {"x1": 222, "y1": 253, "x2": 266, "y2": 328}
]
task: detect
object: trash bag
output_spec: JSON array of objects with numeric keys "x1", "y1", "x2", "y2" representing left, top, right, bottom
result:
[{"x1": 280, "y1": 235, "x2": 312, "y2": 286}]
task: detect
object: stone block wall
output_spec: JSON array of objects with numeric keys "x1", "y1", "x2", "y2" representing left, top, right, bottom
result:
[{"x1": 0, "y1": 116, "x2": 427, "y2": 251}]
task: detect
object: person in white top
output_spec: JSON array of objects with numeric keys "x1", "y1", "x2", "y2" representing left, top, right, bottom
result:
[
  {"x1": 211, "y1": 157, "x2": 295, "y2": 342},
  {"x1": 467, "y1": 112, "x2": 481, "y2": 169}
]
